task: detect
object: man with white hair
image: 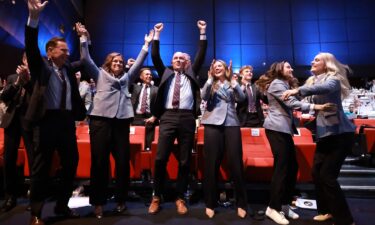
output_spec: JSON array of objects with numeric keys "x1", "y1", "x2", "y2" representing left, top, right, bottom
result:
[{"x1": 148, "y1": 21, "x2": 207, "y2": 215}]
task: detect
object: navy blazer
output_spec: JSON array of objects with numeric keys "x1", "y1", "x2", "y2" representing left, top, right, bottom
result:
[
  {"x1": 130, "y1": 83, "x2": 158, "y2": 115},
  {"x1": 236, "y1": 83, "x2": 266, "y2": 126},
  {"x1": 24, "y1": 25, "x2": 86, "y2": 124},
  {"x1": 0, "y1": 74, "x2": 33, "y2": 129},
  {"x1": 151, "y1": 39, "x2": 207, "y2": 118}
]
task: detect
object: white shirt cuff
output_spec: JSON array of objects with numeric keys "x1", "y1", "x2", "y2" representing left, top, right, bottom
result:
[{"x1": 80, "y1": 36, "x2": 88, "y2": 43}]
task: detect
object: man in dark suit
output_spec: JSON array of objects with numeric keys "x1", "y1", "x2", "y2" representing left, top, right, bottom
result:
[
  {"x1": 25, "y1": 1, "x2": 86, "y2": 224},
  {"x1": 148, "y1": 21, "x2": 207, "y2": 215},
  {"x1": 236, "y1": 65, "x2": 266, "y2": 127},
  {"x1": 0, "y1": 53, "x2": 33, "y2": 213},
  {"x1": 130, "y1": 68, "x2": 158, "y2": 150}
]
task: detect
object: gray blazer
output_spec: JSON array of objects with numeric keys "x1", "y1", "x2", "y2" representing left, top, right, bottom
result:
[
  {"x1": 263, "y1": 79, "x2": 310, "y2": 135},
  {"x1": 200, "y1": 79, "x2": 245, "y2": 126},
  {"x1": 80, "y1": 41, "x2": 148, "y2": 119},
  {"x1": 299, "y1": 74, "x2": 355, "y2": 139}
]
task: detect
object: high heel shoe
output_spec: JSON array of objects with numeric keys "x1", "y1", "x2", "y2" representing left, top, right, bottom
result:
[
  {"x1": 313, "y1": 213, "x2": 332, "y2": 221},
  {"x1": 205, "y1": 208, "x2": 215, "y2": 218},
  {"x1": 237, "y1": 208, "x2": 247, "y2": 219}
]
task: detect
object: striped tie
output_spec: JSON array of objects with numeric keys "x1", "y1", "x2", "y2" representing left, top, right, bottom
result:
[
  {"x1": 140, "y1": 85, "x2": 148, "y2": 114},
  {"x1": 57, "y1": 69, "x2": 67, "y2": 110},
  {"x1": 172, "y1": 72, "x2": 181, "y2": 109}
]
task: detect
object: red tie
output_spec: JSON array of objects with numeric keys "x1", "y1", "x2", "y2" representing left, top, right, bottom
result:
[
  {"x1": 140, "y1": 85, "x2": 148, "y2": 114},
  {"x1": 246, "y1": 84, "x2": 255, "y2": 112},
  {"x1": 172, "y1": 72, "x2": 181, "y2": 109}
]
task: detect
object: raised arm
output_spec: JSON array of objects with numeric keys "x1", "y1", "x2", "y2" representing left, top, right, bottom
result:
[
  {"x1": 282, "y1": 77, "x2": 340, "y2": 100},
  {"x1": 151, "y1": 23, "x2": 166, "y2": 76},
  {"x1": 25, "y1": 0, "x2": 49, "y2": 80},
  {"x1": 192, "y1": 20, "x2": 207, "y2": 74},
  {"x1": 75, "y1": 22, "x2": 100, "y2": 81},
  {"x1": 299, "y1": 78, "x2": 340, "y2": 97},
  {"x1": 127, "y1": 29, "x2": 153, "y2": 85}
]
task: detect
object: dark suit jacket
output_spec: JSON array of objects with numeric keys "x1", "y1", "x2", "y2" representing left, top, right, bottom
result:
[
  {"x1": 0, "y1": 74, "x2": 32, "y2": 129},
  {"x1": 24, "y1": 25, "x2": 86, "y2": 124},
  {"x1": 151, "y1": 39, "x2": 207, "y2": 118},
  {"x1": 236, "y1": 83, "x2": 266, "y2": 126},
  {"x1": 130, "y1": 83, "x2": 158, "y2": 116}
]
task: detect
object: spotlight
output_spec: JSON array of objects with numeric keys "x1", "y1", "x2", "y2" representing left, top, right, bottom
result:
[{"x1": 11, "y1": 0, "x2": 15, "y2": 4}]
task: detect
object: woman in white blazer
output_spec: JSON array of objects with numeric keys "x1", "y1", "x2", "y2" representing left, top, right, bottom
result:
[
  {"x1": 76, "y1": 23, "x2": 153, "y2": 218},
  {"x1": 283, "y1": 53, "x2": 356, "y2": 225},
  {"x1": 256, "y1": 61, "x2": 332, "y2": 225},
  {"x1": 200, "y1": 60, "x2": 247, "y2": 219}
]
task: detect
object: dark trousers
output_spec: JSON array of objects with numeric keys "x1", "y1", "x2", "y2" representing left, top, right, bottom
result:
[
  {"x1": 243, "y1": 112, "x2": 263, "y2": 127},
  {"x1": 3, "y1": 112, "x2": 33, "y2": 199},
  {"x1": 132, "y1": 113, "x2": 156, "y2": 150},
  {"x1": 89, "y1": 116, "x2": 131, "y2": 205},
  {"x1": 153, "y1": 110, "x2": 195, "y2": 199},
  {"x1": 203, "y1": 125, "x2": 247, "y2": 210},
  {"x1": 313, "y1": 132, "x2": 354, "y2": 225},
  {"x1": 30, "y1": 110, "x2": 78, "y2": 217},
  {"x1": 265, "y1": 129, "x2": 298, "y2": 211}
]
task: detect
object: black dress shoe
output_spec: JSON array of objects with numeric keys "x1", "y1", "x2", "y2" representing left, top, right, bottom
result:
[
  {"x1": 253, "y1": 209, "x2": 265, "y2": 221},
  {"x1": 1, "y1": 197, "x2": 16, "y2": 212},
  {"x1": 94, "y1": 205, "x2": 103, "y2": 219},
  {"x1": 114, "y1": 203, "x2": 127, "y2": 213},
  {"x1": 54, "y1": 205, "x2": 80, "y2": 218}
]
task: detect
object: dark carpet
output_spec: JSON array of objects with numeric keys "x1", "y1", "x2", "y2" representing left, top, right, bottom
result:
[{"x1": 0, "y1": 197, "x2": 373, "y2": 225}]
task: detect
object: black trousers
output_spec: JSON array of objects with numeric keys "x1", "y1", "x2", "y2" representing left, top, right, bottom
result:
[
  {"x1": 132, "y1": 113, "x2": 156, "y2": 150},
  {"x1": 3, "y1": 112, "x2": 33, "y2": 199},
  {"x1": 203, "y1": 125, "x2": 247, "y2": 210},
  {"x1": 313, "y1": 132, "x2": 354, "y2": 225},
  {"x1": 30, "y1": 110, "x2": 78, "y2": 217},
  {"x1": 243, "y1": 112, "x2": 263, "y2": 127},
  {"x1": 153, "y1": 110, "x2": 195, "y2": 199},
  {"x1": 265, "y1": 129, "x2": 298, "y2": 211},
  {"x1": 89, "y1": 116, "x2": 131, "y2": 205}
]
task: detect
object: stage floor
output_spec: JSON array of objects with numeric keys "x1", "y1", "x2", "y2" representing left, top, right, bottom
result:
[{"x1": 1, "y1": 197, "x2": 374, "y2": 225}]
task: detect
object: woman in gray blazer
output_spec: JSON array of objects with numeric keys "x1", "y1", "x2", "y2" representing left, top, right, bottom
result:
[
  {"x1": 76, "y1": 23, "x2": 154, "y2": 218},
  {"x1": 256, "y1": 61, "x2": 332, "y2": 225},
  {"x1": 200, "y1": 59, "x2": 247, "y2": 219},
  {"x1": 283, "y1": 53, "x2": 356, "y2": 225}
]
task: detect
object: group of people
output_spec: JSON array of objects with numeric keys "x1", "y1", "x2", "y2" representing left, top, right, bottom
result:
[{"x1": 0, "y1": 1, "x2": 356, "y2": 225}]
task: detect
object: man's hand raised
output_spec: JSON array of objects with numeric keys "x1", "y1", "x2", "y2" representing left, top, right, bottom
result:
[
  {"x1": 28, "y1": 0, "x2": 48, "y2": 20},
  {"x1": 197, "y1": 20, "x2": 207, "y2": 34}
]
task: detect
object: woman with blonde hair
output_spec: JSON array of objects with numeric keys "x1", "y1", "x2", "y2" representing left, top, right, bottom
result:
[
  {"x1": 283, "y1": 52, "x2": 356, "y2": 225},
  {"x1": 200, "y1": 59, "x2": 247, "y2": 219}
]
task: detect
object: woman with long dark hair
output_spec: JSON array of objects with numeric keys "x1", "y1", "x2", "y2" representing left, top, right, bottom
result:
[{"x1": 256, "y1": 61, "x2": 333, "y2": 225}]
